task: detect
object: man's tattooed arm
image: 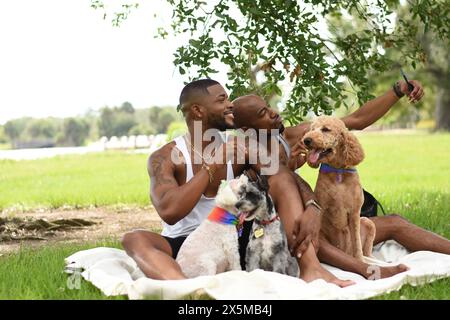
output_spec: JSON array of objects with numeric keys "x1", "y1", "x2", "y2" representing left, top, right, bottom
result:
[
  {"x1": 149, "y1": 153, "x2": 178, "y2": 191},
  {"x1": 147, "y1": 144, "x2": 211, "y2": 225}
]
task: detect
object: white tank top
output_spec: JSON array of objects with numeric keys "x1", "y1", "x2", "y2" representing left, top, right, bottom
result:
[
  {"x1": 277, "y1": 134, "x2": 291, "y2": 158},
  {"x1": 160, "y1": 134, "x2": 234, "y2": 238}
]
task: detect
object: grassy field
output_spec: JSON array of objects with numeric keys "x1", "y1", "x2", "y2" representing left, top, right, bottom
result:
[
  {"x1": 0, "y1": 132, "x2": 449, "y2": 299},
  {"x1": 0, "y1": 240, "x2": 127, "y2": 300},
  {"x1": 0, "y1": 151, "x2": 150, "y2": 210},
  {"x1": 0, "y1": 240, "x2": 448, "y2": 300}
]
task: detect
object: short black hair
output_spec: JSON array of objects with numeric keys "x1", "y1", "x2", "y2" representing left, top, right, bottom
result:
[{"x1": 178, "y1": 79, "x2": 220, "y2": 113}]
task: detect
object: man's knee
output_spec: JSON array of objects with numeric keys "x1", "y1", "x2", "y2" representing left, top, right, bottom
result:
[
  {"x1": 386, "y1": 214, "x2": 409, "y2": 225},
  {"x1": 122, "y1": 230, "x2": 148, "y2": 253},
  {"x1": 381, "y1": 214, "x2": 410, "y2": 238},
  {"x1": 122, "y1": 230, "x2": 172, "y2": 257},
  {"x1": 122, "y1": 230, "x2": 136, "y2": 251}
]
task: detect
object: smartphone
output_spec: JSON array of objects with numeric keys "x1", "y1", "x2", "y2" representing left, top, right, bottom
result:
[{"x1": 400, "y1": 69, "x2": 415, "y2": 92}]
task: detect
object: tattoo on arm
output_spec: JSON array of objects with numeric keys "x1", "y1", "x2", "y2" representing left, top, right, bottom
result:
[{"x1": 149, "y1": 153, "x2": 177, "y2": 190}]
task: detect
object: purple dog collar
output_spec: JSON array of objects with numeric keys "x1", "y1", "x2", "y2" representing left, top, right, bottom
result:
[{"x1": 319, "y1": 163, "x2": 357, "y2": 183}]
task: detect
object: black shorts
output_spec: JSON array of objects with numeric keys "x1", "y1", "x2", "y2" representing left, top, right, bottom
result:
[
  {"x1": 163, "y1": 220, "x2": 254, "y2": 270},
  {"x1": 162, "y1": 235, "x2": 187, "y2": 259}
]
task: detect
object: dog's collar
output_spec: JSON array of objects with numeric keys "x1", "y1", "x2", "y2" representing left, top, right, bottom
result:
[
  {"x1": 319, "y1": 163, "x2": 357, "y2": 183},
  {"x1": 320, "y1": 163, "x2": 357, "y2": 174},
  {"x1": 208, "y1": 207, "x2": 238, "y2": 225},
  {"x1": 256, "y1": 215, "x2": 279, "y2": 226},
  {"x1": 207, "y1": 207, "x2": 245, "y2": 236}
]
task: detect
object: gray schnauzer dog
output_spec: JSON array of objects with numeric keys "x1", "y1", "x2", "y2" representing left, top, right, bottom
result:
[
  {"x1": 176, "y1": 174, "x2": 269, "y2": 278},
  {"x1": 244, "y1": 174, "x2": 299, "y2": 277}
]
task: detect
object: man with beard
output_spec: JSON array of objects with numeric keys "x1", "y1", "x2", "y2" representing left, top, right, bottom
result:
[
  {"x1": 232, "y1": 81, "x2": 450, "y2": 279},
  {"x1": 122, "y1": 79, "x2": 354, "y2": 286}
]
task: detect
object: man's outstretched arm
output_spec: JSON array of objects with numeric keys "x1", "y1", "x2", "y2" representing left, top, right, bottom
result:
[
  {"x1": 341, "y1": 80, "x2": 424, "y2": 130},
  {"x1": 284, "y1": 79, "x2": 425, "y2": 168}
]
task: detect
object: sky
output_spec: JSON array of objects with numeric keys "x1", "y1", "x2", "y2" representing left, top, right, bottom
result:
[{"x1": 0, "y1": 0, "x2": 229, "y2": 124}]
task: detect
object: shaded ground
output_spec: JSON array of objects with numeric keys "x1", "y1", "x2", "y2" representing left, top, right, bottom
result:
[{"x1": 0, "y1": 206, "x2": 162, "y2": 254}]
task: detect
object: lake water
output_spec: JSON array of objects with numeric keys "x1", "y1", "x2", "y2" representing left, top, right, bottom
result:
[{"x1": 0, "y1": 145, "x2": 106, "y2": 161}]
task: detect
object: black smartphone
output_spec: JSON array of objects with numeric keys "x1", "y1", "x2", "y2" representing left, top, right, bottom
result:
[{"x1": 400, "y1": 68, "x2": 415, "y2": 92}]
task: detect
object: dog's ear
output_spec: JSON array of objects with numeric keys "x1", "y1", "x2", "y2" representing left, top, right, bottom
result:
[
  {"x1": 244, "y1": 170, "x2": 257, "y2": 183},
  {"x1": 341, "y1": 129, "x2": 364, "y2": 167},
  {"x1": 256, "y1": 174, "x2": 269, "y2": 192}
]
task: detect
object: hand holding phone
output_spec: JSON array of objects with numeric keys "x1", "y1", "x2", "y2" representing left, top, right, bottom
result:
[{"x1": 400, "y1": 68, "x2": 415, "y2": 93}]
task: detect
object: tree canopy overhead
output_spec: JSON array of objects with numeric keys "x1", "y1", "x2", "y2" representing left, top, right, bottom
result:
[
  {"x1": 166, "y1": 0, "x2": 449, "y2": 124},
  {"x1": 92, "y1": 0, "x2": 449, "y2": 125}
]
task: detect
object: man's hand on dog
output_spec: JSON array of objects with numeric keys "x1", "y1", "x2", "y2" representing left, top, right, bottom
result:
[
  {"x1": 209, "y1": 138, "x2": 248, "y2": 170},
  {"x1": 290, "y1": 205, "x2": 321, "y2": 258},
  {"x1": 288, "y1": 140, "x2": 308, "y2": 171}
]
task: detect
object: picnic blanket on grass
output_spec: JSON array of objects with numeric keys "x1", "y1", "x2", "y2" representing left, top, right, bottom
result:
[{"x1": 64, "y1": 240, "x2": 450, "y2": 300}]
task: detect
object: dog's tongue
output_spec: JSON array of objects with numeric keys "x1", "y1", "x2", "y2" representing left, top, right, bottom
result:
[
  {"x1": 239, "y1": 212, "x2": 247, "y2": 225},
  {"x1": 308, "y1": 150, "x2": 321, "y2": 164}
]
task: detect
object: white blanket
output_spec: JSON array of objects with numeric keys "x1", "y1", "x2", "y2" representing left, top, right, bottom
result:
[{"x1": 64, "y1": 240, "x2": 450, "y2": 300}]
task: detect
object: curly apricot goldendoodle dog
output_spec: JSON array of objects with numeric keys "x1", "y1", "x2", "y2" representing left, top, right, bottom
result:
[{"x1": 303, "y1": 116, "x2": 375, "y2": 261}]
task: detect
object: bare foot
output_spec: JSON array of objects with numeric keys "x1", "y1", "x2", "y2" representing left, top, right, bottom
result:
[
  {"x1": 301, "y1": 265, "x2": 355, "y2": 288},
  {"x1": 364, "y1": 264, "x2": 409, "y2": 280}
]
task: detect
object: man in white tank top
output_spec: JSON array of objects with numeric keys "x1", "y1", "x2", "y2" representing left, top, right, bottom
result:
[
  {"x1": 122, "y1": 79, "x2": 240, "y2": 280},
  {"x1": 122, "y1": 79, "x2": 356, "y2": 287}
]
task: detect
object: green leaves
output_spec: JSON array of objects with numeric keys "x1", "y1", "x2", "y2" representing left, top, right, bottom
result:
[
  {"x1": 90, "y1": 1, "x2": 139, "y2": 27},
  {"x1": 163, "y1": 0, "x2": 448, "y2": 124}
]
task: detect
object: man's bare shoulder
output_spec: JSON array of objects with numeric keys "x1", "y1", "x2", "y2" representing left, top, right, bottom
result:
[{"x1": 147, "y1": 141, "x2": 179, "y2": 175}]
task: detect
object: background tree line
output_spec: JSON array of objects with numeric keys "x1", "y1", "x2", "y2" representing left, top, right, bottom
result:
[{"x1": 0, "y1": 102, "x2": 183, "y2": 149}]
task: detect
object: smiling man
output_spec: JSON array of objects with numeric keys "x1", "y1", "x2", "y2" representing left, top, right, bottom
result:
[
  {"x1": 122, "y1": 79, "x2": 240, "y2": 280},
  {"x1": 121, "y1": 79, "x2": 352, "y2": 286},
  {"x1": 232, "y1": 80, "x2": 450, "y2": 279}
]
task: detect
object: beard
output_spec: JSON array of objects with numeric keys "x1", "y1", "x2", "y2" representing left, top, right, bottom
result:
[{"x1": 208, "y1": 113, "x2": 234, "y2": 131}]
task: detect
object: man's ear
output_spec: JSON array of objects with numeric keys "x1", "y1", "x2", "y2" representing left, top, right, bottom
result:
[{"x1": 191, "y1": 104, "x2": 204, "y2": 120}]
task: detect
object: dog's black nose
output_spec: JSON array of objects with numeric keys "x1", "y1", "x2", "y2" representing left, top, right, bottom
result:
[{"x1": 303, "y1": 137, "x2": 312, "y2": 147}]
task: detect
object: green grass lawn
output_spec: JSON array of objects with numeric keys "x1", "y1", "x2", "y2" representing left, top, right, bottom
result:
[
  {"x1": 0, "y1": 132, "x2": 449, "y2": 299},
  {"x1": 0, "y1": 240, "x2": 448, "y2": 300},
  {"x1": 0, "y1": 240, "x2": 127, "y2": 300},
  {"x1": 0, "y1": 151, "x2": 150, "y2": 210}
]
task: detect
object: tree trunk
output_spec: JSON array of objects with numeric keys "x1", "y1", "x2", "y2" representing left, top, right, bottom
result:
[{"x1": 435, "y1": 85, "x2": 450, "y2": 131}]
